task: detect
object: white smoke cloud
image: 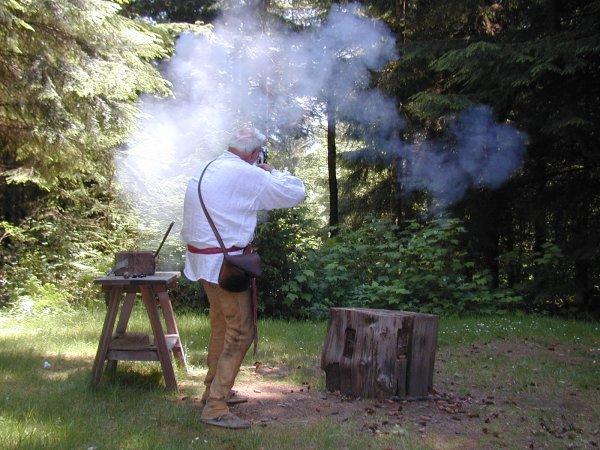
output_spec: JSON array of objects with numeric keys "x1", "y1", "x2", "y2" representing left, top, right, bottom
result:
[
  {"x1": 116, "y1": 3, "x2": 527, "y2": 245},
  {"x1": 344, "y1": 104, "x2": 527, "y2": 208},
  {"x1": 116, "y1": 3, "x2": 397, "y2": 237},
  {"x1": 402, "y1": 106, "x2": 528, "y2": 206}
]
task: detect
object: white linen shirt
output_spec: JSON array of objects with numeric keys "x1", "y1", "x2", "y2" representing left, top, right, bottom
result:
[{"x1": 181, "y1": 151, "x2": 306, "y2": 283}]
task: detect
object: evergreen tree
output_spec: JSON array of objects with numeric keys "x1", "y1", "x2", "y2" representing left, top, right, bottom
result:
[
  {"x1": 345, "y1": 0, "x2": 600, "y2": 314},
  {"x1": 123, "y1": 0, "x2": 219, "y2": 23},
  {"x1": 0, "y1": 0, "x2": 171, "y2": 305}
]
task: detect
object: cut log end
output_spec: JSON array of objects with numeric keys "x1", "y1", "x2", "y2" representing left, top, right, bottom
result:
[{"x1": 321, "y1": 307, "x2": 438, "y2": 400}]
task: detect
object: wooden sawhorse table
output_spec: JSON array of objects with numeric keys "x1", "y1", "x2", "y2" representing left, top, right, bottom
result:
[{"x1": 91, "y1": 271, "x2": 187, "y2": 390}]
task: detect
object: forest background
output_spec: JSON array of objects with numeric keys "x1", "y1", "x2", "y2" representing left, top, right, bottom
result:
[{"x1": 1, "y1": 0, "x2": 598, "y2": 319}]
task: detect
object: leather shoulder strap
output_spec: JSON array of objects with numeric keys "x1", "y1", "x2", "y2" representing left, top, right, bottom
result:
[{"x1": 197, "y1": 159, "x2": 229, "y2": 255}]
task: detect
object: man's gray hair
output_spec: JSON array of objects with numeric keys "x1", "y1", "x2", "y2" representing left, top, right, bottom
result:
[{"x1": 228, "y1": 127, "x2": 267, "y2": 154}]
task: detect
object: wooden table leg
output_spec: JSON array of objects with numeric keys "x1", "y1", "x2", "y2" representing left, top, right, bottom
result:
[
  {"x1": 91, "y1": 287, "x2": 122, "y2": 387},
  {"x1": 140, "y1": 285, "x2": 177, "y2": 391},
  {"x1": 155, "y1": 288, "x2": 187, "y2": 372},
  {"x1": 106, "y1": 292, "x2": 137, "y2": 375}
]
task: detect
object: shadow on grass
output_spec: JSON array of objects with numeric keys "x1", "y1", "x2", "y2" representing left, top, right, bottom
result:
[
  {"x1": 0, "y1": 336, "x2": 171, "y2": 386},
  {"x1": 0, "y1": 344, "x2": 198, "y2": 449},
  {"x1": 0, "y1": 346, "x2": 403, "y2": 450},
  {"x1": 2, "y1": 312, "x2": 597, "y2": 449},
  {"x1": 100, "y1": 365, "x2": 166, "y2": 390}
]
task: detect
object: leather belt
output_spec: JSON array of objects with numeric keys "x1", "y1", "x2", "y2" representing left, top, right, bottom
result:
[{"x1": 187, "y1": 244, "x2": 244, "y2": 254}]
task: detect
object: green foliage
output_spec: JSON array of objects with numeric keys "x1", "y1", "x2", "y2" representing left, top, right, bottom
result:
[
  {"x1": 282, "y1": 218, "x2": 521, "y2": 319},
  {"x1": 254, "y1": 207, "x2": 321, "y2": 317},
  {"x1": 162, "y1": 207, "x2": 321, "y2": 315},
  {"x1": 1, "y1": 0, "x2": 598, "y2": 319},
  {"x1": 1, "y1": 199, "x2": 139, "y2": 308},
  {"x1": 405, "y1": 92, "x2": 473, "y2": 121},
  {"x1": 167, "y1": 277, "x2": 209, "y2": 312},
  {"x1": 10, "y1": 275, "x2": 73, "y2": 315},
  {"x1": 123, "y1": 0, "x2": 220, "y2": 24},
  {"x1": 354, "y1": 0, "x2": 600, "y2": 315},
  {"x1": 0, "y1": 0, "x2": 171, "y2": 189},
  {"x1": 0, "y1": 0, "x2": 173, "y2": 308},
  {"x1": 500, "y1": 241, "x2": 572, "y2": 312}
]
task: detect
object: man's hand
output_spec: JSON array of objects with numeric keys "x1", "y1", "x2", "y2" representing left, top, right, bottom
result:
[{"x1": 257, "y1": 163, "x2": 274, "y2": 173}]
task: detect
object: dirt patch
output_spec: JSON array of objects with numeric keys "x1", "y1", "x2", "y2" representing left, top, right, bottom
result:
[
  {"x1": 179, "y1": 379, "x2": 490, "y2": 447},
  {"x1": 236, "y1": 383, "x2": 477, "y2": 429},
  {"x1": 178, "y1": 365, "x2": 496, "y2": 447},
  {"x1": 487, "y1": 338, "x2": 593, "y2": 366},
  {"x1": 177, "y1": 339, "x2": 598, "y2": 449}
]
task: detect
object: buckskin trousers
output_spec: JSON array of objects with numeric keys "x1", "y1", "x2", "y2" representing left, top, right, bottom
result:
[{"x1": 200, "y1": 281, "x2": 254, "y2": 420}]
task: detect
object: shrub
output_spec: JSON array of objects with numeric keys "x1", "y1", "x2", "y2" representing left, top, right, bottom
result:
[
  {"x1": 0, "y1": 205, "x2": 137, "y2": 310},
  {"x1": 10, "y1": 275, "x2": 72, "y2": 315},
  {"x1": 254, "y1": 207, "x2": 321, "y2": 316},
  {"x1": 281, "y1": 217, "x2": 521, "y2": 319}
]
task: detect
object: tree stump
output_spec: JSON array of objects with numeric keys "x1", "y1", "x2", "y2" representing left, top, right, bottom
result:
[{"x1": 321, "y1": 308, "x2": 439, "y2": 399}]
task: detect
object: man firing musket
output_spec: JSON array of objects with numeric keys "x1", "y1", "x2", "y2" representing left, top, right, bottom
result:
[{"x1": 181, "y1": 127, "x2": 306, "y2": 429}]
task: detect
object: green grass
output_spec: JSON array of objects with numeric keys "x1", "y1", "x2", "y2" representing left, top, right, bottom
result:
[{"x1": 0, "y1": 309, "x2": 598, "y2": 449}]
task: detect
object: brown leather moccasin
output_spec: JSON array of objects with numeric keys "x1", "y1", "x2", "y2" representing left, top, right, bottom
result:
[
  {"x1": 200, "y1": 389, "x2": 249, "y2": 406},
  {"x1": 201, "y1": 413, "x2": 251, "y2": 429}
]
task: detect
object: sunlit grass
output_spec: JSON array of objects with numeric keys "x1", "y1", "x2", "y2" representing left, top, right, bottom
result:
[{"x1": 0, "y1": 309, "x2": 598, "y2": 449}]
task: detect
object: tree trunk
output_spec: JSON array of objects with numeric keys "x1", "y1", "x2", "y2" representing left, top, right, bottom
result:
[
  {"x1": 486, "y1": 228, "x2": 500, "y2": 289},
  {"x1": 533, "y1": 211, "x2": 547, "y2": 254},
  {"x1": 395, "y1": 0, "x2": 407, "y2": 41},
  {"x1": 573, "y1": 181, "x2": 591, "y2": 310},
  {"x1": 390, "y1": 157, "x2": 403, "y2": 224},
  {"x1": 326, "y1": 96, "x2": 339, "y2": 235},
  {"x1": 321, "y1": 308, "x2": 438, "y2": 399},
  {"x1": 480, "y1": 192, "x2": 502, "y2": 289},
  {"x1": 506, "y1": 213, "x2": 520, "y2": 288},
  {"x1": 393, "y1": 0, "x2": 407, "y2": 219},
  {"x1": 548, "y1": 0, "x2": 561, "y2": 32},
  {"x1": 574, "y1": 257, "x2": 591, "y2": 310},
  {"x1": 533, "y1": 157, "x2": 547, "y2": 254},
  {"x1": 256, "y1": 0, "x2": 270, "y2": 12},
  {"x1": 553, "y1": 206, "x2": 565, "y2": 247}
]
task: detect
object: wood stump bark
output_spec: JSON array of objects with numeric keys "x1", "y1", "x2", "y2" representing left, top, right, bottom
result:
[{"x1": 321, "y1": 308, "x2": 439, "y2": 399}]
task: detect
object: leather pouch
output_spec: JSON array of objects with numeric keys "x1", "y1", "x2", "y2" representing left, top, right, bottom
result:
[{"x1": 218, "y1": 252, "x2": 262, "y2": 292}]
